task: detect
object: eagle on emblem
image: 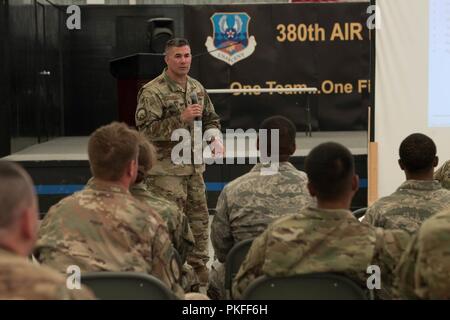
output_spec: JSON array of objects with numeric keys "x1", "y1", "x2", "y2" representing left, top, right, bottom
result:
[{"x1": 218, "y1": 14, "x2": 243, "y2": 41}]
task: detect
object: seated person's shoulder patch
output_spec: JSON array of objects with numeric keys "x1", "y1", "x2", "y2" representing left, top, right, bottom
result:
[{"x1": 136, "y1": 108, "x2": 148, "y2": 122}]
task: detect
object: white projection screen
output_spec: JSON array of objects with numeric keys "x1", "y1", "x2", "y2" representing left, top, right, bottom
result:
[{"x1": 375, "y1": 0, "x2": 450, "y2": 197}]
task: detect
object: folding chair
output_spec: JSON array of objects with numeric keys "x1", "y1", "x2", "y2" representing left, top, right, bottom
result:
[
  {"x1": 224, "y1": 238, "x2": 254, "y2": 299},
  {"x1": 353, "y1": 207, "x2": 368, "y2": 220},
  {"x1": 242, "y1": 273, "x2": 369, "y2": 300},
  {"x1": 81, "y1": 272, "x2": 177, "y2": 300}
]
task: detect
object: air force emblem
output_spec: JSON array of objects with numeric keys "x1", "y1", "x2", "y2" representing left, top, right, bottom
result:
[{"x1": 205, "y1": 12, "x2": 257, "y2": 66}]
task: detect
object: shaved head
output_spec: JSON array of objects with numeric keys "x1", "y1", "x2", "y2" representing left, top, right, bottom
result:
[{"x1": 0, "y1": 161, "x2": 36, "y2": 229}]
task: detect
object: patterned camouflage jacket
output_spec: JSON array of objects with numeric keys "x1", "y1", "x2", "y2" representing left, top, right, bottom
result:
[
  {"x1": 135, "y1": 69, "x2": 221, "y2": 176},
  {"x1": 434, "y1": 160, "x2": 450, "y2": 190},
  {"x1": 0, "y1": 248, "x2": 94, "y2": 300},
  {"x1": 34, "y1": 179, "x2": 184, "y2": 298},
  {"x1": 396, "y1": 208, "x2": 450, "y2": 299},
  {"x1": 232, "y1": 207, "x2": 410, "y2": 299},
  {"x1": 130, "y1": 182, "x2": 195, "y2": 263},
  {"x1": 211, "y1": 162, "x2": 315, "y2": 262},
  {"x1": 362, "y1": 180, "x2": 450, "y2": 234}
]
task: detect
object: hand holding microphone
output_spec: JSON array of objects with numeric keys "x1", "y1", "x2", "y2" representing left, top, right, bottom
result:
[
  {"x1": 180, "y1": 92, "x2": 203, "y2": 123},
  {"x1": 190, "y1": 92, "x2": 203, "y2": 122}
]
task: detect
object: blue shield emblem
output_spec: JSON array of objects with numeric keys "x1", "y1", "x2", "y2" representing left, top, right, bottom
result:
[{"x1": 205, "y1": 12, "x2": 257, "y2": 65}]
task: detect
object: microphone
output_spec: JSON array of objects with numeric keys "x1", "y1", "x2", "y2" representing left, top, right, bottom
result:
[{"x1": 190, "y1": 92, "x2": 201, "y2": 121}]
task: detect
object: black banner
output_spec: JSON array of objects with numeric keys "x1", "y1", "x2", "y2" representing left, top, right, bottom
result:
[{"x1": 184, "y1": 3, "x2": 371, "y2": 132}]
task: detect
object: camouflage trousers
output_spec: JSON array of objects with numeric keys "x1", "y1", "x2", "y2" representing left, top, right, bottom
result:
[{"x1": 146, "y1": 173, "x2": 209, "y2": 275}]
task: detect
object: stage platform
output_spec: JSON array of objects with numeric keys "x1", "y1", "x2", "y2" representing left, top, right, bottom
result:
[{"x1": 2, "y1": 131, "x2": 368, "y2": 214}]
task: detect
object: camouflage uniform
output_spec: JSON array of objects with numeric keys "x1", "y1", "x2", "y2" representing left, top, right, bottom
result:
[
  {"x1": 131, "y1": 182, "x2": 199, "y2": 292},
  {"x1": 0, "y1": 248, "x2": 94, "y2": 300},
  {"x1": 396, "y1": 208, "x2": 450, "y2": 299},
  {"x1": 130, "y1": 181, "x2": 195, "y2": 263},
  {"x1": 362, "y1": 180, "x2": 450, "y2": 234},
  {"x1": 136, "y1": 69, "x2": 221, "y2": 277},
  {"x1": 35, "y1": 179, "x2": 184, "y2": 298},
  {"x1": 232, "y1": 207, "x2": 410, "y2": 300},
  {"x1": 209, "y1": 162, "x2": 315, "y2": 299},
  {"x1": 434, "y1": 160, "x2": 450, "y2": 190}
]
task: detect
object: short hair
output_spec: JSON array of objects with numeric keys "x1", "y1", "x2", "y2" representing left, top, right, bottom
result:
[
  {"x1": 0, "y1": 161, "x2": 35, "y2": 229},
  {"x1": 136, "y1": 137, "x2": 157, "y2": 183},
  {"x1": 399, "y1": 133, "x2": 437, "y2": 172},
  {"x1": 305, "y1": 142, "x2": 355, "y2": 201},
  {"x1": 88, "y1": 122, "x2": 140, "y2": 181},
  {"x1": 165, "y1": 38, "x2": 190, "y2": 54},
  {"x1": 259, "y1": 116, "x2": 296, "y2": 157}
]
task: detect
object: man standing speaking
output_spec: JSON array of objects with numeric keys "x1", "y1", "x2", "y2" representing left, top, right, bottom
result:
[{"x1": 135, "y1": 38, "x2": 222, "y2": 288}]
